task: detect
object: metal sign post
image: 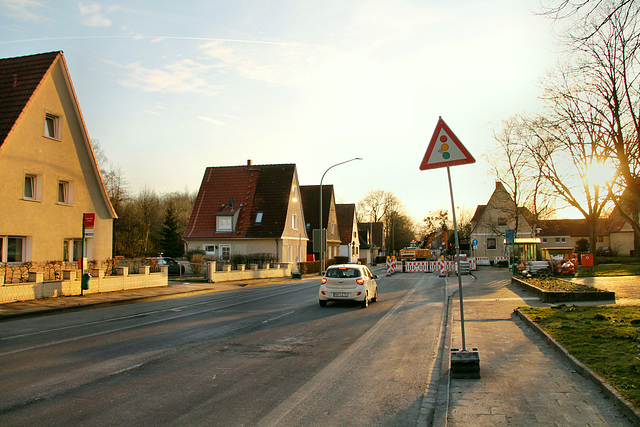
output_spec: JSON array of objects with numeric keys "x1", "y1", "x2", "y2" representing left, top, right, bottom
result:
[{"x1": 420, "y1": 117, "x2": 479, "y2": 378}]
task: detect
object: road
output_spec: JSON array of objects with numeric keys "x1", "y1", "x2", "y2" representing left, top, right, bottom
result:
[{"x1": 0, "y1": 271, "x2": 448, "y2": 426}]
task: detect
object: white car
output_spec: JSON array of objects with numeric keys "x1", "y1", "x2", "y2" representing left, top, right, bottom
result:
[{"x1": 318, "y1": 264, "x2": 378, "y2": 308}]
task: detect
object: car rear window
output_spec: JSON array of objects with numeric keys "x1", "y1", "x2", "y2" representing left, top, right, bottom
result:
[{"x1": 325, "y1": 268, "x2": 361, "y2": 278}]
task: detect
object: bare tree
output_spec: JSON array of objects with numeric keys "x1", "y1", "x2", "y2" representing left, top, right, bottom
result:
[{"x1": 542, "y1": 0, "x2": 640, "y2": 255}]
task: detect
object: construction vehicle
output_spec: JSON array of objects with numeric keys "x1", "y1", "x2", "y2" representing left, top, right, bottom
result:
[{"x1": 399, "y1": 227, "x2": 446, "y2": 261}]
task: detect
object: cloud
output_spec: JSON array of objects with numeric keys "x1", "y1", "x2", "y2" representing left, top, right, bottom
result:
[
  {"x1": 78, "y1": 2, "x2": 114, "y2": 27},
  {"x1": 1, "y1": 0, "x2": 50, "y2": 22},
  {"x1": 114, "y1": 59, "x2": 223, "y2": 95},
  {"x1": 197, "y1": 116, "x2": 237, "y2": 129}
]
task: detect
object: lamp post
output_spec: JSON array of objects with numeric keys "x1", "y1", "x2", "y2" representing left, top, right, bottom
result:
[{"x1": 319, "y1": 157, "x2": 362, "y2": 274}]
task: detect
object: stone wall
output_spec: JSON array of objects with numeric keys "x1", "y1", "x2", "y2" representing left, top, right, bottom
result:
[
  {"x1": 206, "y1": 262, "x2": 291, "y2": 282},
  {"x1": 0, "y1": 266, "x2": 168, "y2": 303}
]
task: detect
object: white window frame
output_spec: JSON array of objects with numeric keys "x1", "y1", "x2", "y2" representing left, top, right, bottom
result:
[
  {"x1": 217, "y1": 216, "x2": 233, "y2": 231},
  {"x1": 292, "y1": 214, "x2": 298, "y2": 230},
  {"x1": 24, "y1": 173, "x2": 42, "y2": 201},
  {"x1": 204, "y1": 244, "x2": 216, "y2": 254},
  {"x1": 44, "y1": 113, "x2": 61, "y2": 140},
  {"x1": 58, "y1": 180, "x2": 74, "y2": 205},
  {"x1": 1, "y1": 236, "x2": 28, "y2": 263},
  {"x1": 255, "y1": 212, "x2": 263, "y2": 224},
  {"x1": 220, "y1": 244, "x2": 231, "y2": 260},
  {"x1": 63, "y1": 238, "x2": 83, "y2": 263}
]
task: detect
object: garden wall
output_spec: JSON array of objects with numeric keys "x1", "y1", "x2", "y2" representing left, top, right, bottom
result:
[
  {"x1": 206, "y1": 262, "x2": 292, "y2": 282},
  {"x1": 0, "y1": 266, "x2": 169, "y2": 303}
]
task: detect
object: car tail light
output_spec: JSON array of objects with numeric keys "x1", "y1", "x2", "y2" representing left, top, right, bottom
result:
[
  {"x1": 321, "y1": 278, "x2": 327, "y2": 284},
  {"x1": 356, "y1": 278, "x2": 365, "y2": 285}
]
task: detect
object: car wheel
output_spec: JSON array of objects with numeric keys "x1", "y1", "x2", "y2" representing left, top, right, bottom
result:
[
  {"x1": 361, "y1": 292, "x2": 369, "y2": 308},
  {"x1": 319, "y1": 300, "x2": 327, "y2": 307},
  {"x1": 372, "y1": 288, "x2": 378, "y2": 302},
  {"x1": 180, "y1": 265, "x2": 185, "y2": 275}
]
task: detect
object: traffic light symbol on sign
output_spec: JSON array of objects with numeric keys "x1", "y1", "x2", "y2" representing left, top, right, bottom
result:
[{"x1": 439, "y1": 135, "x2": 451, "y2": 160}]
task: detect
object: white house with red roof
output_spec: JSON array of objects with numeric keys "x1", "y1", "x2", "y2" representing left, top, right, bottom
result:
[
  {"x1": 336, "y1": 203, "x2": 360, "y2": 263},
  {"x1": 183, "y1": 161, "x2": 308, "y2": 264}
]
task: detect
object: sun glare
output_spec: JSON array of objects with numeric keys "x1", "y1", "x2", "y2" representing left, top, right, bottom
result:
[{"x1": 585, "y1": 161, "x2": 614, "y2": 187}]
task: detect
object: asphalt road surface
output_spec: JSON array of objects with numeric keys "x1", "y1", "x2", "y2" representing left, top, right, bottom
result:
[{"x1": 0, "y1": 271, "x2": 447, "y2": 426}]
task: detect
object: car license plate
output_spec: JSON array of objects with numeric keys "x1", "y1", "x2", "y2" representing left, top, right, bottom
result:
[{"x1": 333, "y1": 292, "x2": 349, "y2": 297}]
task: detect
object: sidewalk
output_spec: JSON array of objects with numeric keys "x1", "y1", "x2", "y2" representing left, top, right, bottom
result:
[{"x1": 437, "y1": 267, "x2": 638, "y2": 426}]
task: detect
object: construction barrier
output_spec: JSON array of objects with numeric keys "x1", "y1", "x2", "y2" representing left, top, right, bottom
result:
[
  {"x1": 476, "y1": 257, "x2": 490, "y2": 266},
  {"x1": 386, "y1": 257, "x2": 402, "y2": 275},
  {"x1": 493, "y1": 256, "x2": 508, "y2": 264}
]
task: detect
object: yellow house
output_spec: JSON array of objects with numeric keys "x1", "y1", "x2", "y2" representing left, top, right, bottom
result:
[{"x1": 0, "y1": 51, "x2": 116, "y2": 264}]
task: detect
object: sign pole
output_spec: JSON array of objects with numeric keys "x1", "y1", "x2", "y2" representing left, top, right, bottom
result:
[{"x1": 447, "y1": 166, "x2": 467, "y2": 351}]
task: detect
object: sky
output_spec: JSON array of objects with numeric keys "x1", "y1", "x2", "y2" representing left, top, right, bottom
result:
[{"x1": 1, "y1": 0, "x2": 569, "y2": 222}]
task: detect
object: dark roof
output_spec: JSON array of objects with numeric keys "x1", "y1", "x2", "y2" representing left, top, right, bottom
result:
[
  {"x1": 0, "y1": 51, "x2": 60, "y2": 147},
  {"x1": 300, "y1": 185, "x2": 334, "y2": 231},
  {"x1": 358, "y1": 222, "x2": 384, "y2": 248},
  {"x1": 335, "y1": 204, "x2": 356, "y2": 244},
  {"x1": 537, "y1": 218, "x2": 610, "y2": 237},
  {"x1": 184, "y1": 163, "x2": 296, "y2": 239}
]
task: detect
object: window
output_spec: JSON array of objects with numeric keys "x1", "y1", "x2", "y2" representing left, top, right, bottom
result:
[
  {"x1": 63, "y1": 239, "x2": 82, "y2": 263},
  {"x1": 58, "y1": 180, "x2": 73, "y2": 205},
  {"x1": 204, "y1": 244, "x2": 216, "y2": 254},
  {"x1": 542, "y1": 238, "x2": 547, "y2": 243},
  {"x1": 292, "y1": 214, "x2": 298, "y2": 230},
  {"x1": 44, "y1": 113, "x2": 60, "y2": 139},
  {"x1": 555, "y1": 237, "x2": 566, "y2": 243},
  {"x1": 24, "y1": 173, "x2": 42, "y2": 201},
  {"x1": 256, "y1": 212, "x2": 263, "y2": 224},
  {"x1": 217, "y1": 216, "x2": 232, "y2": 231},
  {"x1": 497, "y1": 217, "x2": 507, "y2": 226},
  {"x1": 5, "y1": 236, "x2": 26, "y2": 262},
  {"x1": 220, "y1": 245, "x2": 231, "y2": 260},
  {"x1": 487, "y1": 238, "x2": 497, "y2": 250}
]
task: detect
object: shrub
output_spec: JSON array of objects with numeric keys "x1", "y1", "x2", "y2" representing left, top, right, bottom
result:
[{"x1": 186, "y1": 249, "x2": 206, "y2": 262}]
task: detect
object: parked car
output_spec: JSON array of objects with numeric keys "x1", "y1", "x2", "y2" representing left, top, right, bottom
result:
[
  {"x1": 318, "y1": 264, "x2": 378, "y2": 308},
  {"x1": 596, "y1": 246, "x2": 614, "y2": 256},
  {"x1": 147, "y1": 257, "x2": 185, "y2": 276}
]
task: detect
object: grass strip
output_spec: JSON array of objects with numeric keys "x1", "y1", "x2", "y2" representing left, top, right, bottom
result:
[{"x1": 518, "y1": 305, "x2": 640, "y2": 408}]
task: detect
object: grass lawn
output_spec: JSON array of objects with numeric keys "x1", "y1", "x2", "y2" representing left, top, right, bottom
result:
[
  {"x1": 518, "y1": 305, "x2": 640, "y2": 408},
  {"x1": 575, "y1": 258, "x2": 640, "y2": 277}
]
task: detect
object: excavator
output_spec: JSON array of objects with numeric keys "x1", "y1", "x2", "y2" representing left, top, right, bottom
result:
[{"x1": 399, "y1": 227, "x2": 447, "y2": 261}]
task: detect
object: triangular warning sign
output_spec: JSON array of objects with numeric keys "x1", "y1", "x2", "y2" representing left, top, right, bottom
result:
[{"x1": 420, "y1": 117, "x2": 475, "y2": 170}]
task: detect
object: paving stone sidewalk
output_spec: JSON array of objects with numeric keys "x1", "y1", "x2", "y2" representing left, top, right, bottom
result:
[{"x1": 442, "y1": 268, "x2": 636, "y2": 426}]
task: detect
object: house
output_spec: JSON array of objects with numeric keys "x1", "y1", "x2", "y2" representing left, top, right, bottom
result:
[
  {"x1": 0, "y1": 51, "x2": 116, "y2": 264},
  {"x1": 536, "y1": 219, "x2": 610, "y2": 257},
  {"x1": 300, "y1": 185, "x2": 341, "y2": 261},
  {"x1": 183, "y1": 161, "x2": 308, "y2": 264},
  {"x1": 335, "y1": 203, "x2": 360, "y2": 263},
  {"x1": 358, "y1": 222, "x2": 384, "y2": 264},
  {"x1": 470, "y1": 181, "x2": 535, "y2": 260}
]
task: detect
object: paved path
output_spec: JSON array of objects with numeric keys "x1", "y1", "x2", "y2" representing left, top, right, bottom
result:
[{"x1": 439, "y1": 268, "x2": 636, "y2": 426}]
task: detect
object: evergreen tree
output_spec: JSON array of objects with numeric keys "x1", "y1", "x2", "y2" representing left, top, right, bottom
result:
[{"x1": 160, "y1": 203, "x2": 184, "y2": 257}]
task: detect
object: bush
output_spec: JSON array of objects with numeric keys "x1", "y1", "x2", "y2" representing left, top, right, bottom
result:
[
  {"x1": 299, "y1": 261, "x2": 320, "y2": 274},
  {"x1": 191, "y1": 253, "x2": 205, "y2": 275},
  {"x1": 186, "y1": 249, "x2": 206, "y2": 262}
]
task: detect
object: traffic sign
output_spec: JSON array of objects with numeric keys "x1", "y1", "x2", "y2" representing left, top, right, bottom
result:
[
  {"x1": 472, "y1": 239, "x2": 478, "y2": 247},
  {"x1": 420, "y1": 117, "x2": 475, "y2": 170}
]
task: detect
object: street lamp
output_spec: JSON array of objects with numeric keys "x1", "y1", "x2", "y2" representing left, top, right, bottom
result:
[{"x1": 319, "y1": 157, "x2": 362, "y2": 274}]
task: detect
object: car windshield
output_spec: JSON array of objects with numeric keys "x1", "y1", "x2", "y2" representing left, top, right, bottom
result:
[{"x1": 325, "y1": 268, "x2": 361, "y2": 279}]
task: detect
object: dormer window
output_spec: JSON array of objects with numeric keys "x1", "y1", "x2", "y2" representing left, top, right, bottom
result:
[{"x1": 217, "y1": 216, "x2": 233, "y2": 231}]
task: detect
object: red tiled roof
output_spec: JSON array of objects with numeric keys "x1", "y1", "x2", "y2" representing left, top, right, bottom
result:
[
  {"x1": 184, "y1": 163, "x2": 296, "y2": 239},
  {"x1": 0, "y1": 51, "x2": 60, "y2": 147},
  {"x1": 537, "y1": 218, "x2": 610, "y2": 236},
  {"x1": 336, "y1": 203, "x2": 356, "y2": 244}
]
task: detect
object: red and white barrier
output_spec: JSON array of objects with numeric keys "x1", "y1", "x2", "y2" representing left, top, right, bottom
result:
[
  {"x1": 386, "y1": 257, "x2": 402, "y2": 275},
  {"x1": 476, "y1": 257, "x2": 490, "y2": 266},
  {"x1": 493, "y1": 256, "x2": 508, "y2": 264}
]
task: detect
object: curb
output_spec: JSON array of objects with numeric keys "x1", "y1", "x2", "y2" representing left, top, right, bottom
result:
[{"x1": 514, "y1": 308, "x2": 640, "y2": 425}]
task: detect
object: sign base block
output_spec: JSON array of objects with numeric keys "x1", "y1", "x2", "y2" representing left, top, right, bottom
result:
[{"x1": 451, "y1": 348, "x2": 480, "y2": 379}]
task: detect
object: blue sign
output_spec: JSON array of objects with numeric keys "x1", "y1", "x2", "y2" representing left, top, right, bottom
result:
[
  {"x1": 472, "y1": 239, "x2": 478, "y2": 246},
  {"x1": 505, "y1": 229, "x2": 515, "y2": 244}
]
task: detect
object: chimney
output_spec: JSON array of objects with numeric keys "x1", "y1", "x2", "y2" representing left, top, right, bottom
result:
[{"x1": 247, "y1": 159, "x2": 252, "y2": 167}]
